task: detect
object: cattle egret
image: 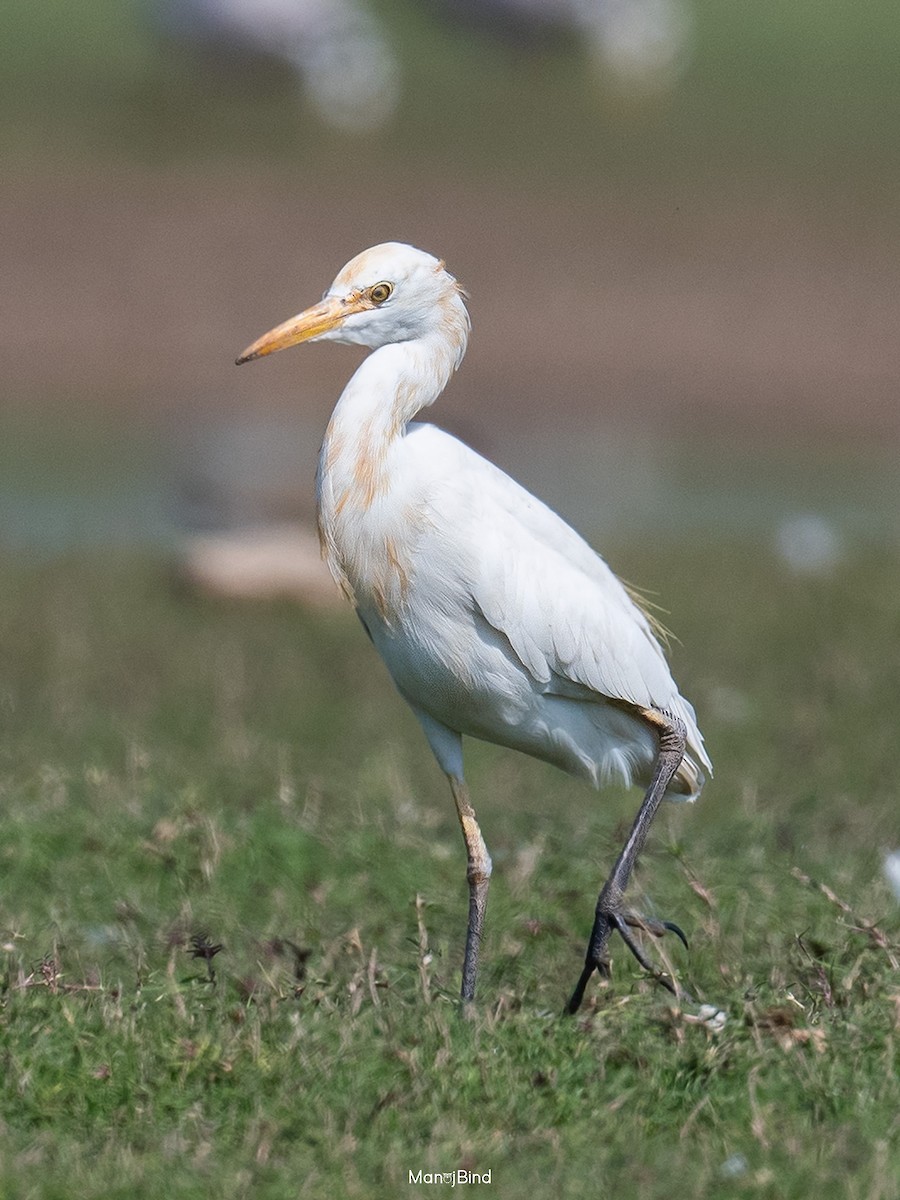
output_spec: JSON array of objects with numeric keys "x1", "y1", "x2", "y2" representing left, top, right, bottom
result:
[{"x1": 236, "y1": 243, "x2": 712, "y2": 1011}]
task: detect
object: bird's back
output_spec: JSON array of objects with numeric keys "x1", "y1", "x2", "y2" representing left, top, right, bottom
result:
[{"x1": 335, "y1": 423, "x2": 711, "y2": 800}]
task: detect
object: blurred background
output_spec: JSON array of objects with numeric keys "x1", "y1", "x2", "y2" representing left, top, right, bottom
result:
[{"x1": 2, "y1": 0, "x2": 899, "y2": 577}]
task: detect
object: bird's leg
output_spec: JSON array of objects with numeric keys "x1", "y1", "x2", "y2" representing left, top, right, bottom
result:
[
  {"x1": 566, "y1": 710, "x2": 687, "y2": 1015},
  {"x1": 449, "y1": 775, "x2": 492, "y2": 1004}
]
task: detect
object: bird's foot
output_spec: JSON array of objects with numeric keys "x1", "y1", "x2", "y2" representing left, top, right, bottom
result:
[
  {"x1": 565, "y1": 907, "x2": 689, "y2": 1015},
  {"x1": 620, "y1": 911, "x2": 689, "y2": 949}
]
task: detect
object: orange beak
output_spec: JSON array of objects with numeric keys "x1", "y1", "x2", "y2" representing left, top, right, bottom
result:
[{"x1": 235, "y1": 294, "x2": 368, "y2": 365}]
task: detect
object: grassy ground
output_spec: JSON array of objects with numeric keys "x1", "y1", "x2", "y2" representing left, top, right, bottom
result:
[{"x1": 0, "y1": 539, "x2": 897, "y2": 1198}]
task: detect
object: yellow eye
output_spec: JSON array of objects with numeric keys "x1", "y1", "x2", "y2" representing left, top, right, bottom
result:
[{"x1": 369, "y1": 281, "x2": 393, "y2": 304}]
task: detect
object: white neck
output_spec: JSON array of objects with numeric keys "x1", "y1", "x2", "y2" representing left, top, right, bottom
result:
[
  {"x1": 318, "y1": 330, "x2": 463, "y2": 497},
  {"x1": 315, "y1": 331, "x2": 465, "y2": 602},
  {"x1": 336, "y1": 331, "x2": 461, "y2": 430}
]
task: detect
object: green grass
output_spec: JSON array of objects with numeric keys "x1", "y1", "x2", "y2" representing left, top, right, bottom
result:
[{"x1": 0, "y1": 541, "x2": 897, "y2": 1197}]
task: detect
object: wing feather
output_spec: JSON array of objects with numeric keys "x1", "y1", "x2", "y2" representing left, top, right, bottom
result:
[
  {"x1": 468, "y1": 462, "x2": 675, "y2": 712},
  {"x1": 405, "y1": 424, "x2": 712, "y2": 777}
]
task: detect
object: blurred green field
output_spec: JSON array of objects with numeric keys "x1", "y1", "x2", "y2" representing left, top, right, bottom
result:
[
  {"x1": 5, "y1": 0, "x2": 900, "y2": 183},
  {"x1": 1, "y1": 539, "x2": 897, "y2": 1198}
]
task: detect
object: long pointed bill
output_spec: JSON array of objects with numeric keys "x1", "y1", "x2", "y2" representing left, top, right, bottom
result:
[{"x1": 235, "y1": 295, "x2": 363, "y2": 365}]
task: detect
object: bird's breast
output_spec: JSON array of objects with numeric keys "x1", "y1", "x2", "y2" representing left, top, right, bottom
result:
[
  {"x1": 317, "y1": 459, "x2": 423, "y2": 625},
  {"x1": 316, "y1": 419, "x2": 457, "y2": 623}
]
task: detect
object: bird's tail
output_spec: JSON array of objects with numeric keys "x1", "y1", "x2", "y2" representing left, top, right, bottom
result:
[
  {"x1": 664, "y1": 694, "x2": 712, "y2": 803},
  {"x1": 668, "y1": 752, "x2": 707, "y2": 803}
]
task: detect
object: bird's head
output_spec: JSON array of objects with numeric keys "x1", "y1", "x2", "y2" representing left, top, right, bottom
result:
[{"x1": 236, "y1": 243, "x2": 469, "y2": 366}]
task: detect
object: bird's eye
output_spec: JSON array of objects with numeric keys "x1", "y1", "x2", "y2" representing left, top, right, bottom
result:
[{"x1": 369, "y1": 282, "x2": 393, "y2": 304}]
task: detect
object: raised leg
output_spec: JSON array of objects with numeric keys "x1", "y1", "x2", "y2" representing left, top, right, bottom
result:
[
  {"x1": 449, "y1": 775, "x2": 492, "y2": 1004},
  {"x1": 566, "y1": 710, "x2": 687, "y2": 1015}
]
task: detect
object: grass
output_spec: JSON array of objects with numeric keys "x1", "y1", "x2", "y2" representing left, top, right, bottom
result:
[{"x1": 0, "y1": 538, "x2": 897, "y2": 1198}]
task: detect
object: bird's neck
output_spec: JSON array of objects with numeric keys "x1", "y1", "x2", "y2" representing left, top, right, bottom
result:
[
  {"x1": 334, "y1": 334, "x2": 460, "y2": 434},
  {"x1": 319, "y1": 334, "x2": 460, "y2": 498},
  {"x1": 315, "y1": 335, "x2": 462, "y2": 603}
]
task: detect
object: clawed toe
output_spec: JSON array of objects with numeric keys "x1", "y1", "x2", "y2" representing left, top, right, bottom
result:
[
  {"x1": 611, "y1": 915, "x2": 679, "y2": 996},
  {"x1": 662, "y1": 920, "x2": 689, "y2": 950},
  {"x1": 565, "y1": 907, "x2": 689, "y2": 1013},
  {"x1": 621, "y1": 912, "x2": 689, "y2": 950}
]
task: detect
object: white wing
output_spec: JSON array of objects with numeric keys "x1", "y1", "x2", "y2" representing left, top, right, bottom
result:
[{"x1": 414, "y1": 426, "x2": 711, "y2": 773}]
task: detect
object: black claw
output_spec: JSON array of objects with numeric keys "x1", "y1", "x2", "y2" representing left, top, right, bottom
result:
[
  {"x1": 620, "y1": 911, "x2": 689, "y2": 948},
  {"x1": 567, "y1": 910, "x2": 689, "y2": 1011},
  {"x1": 614, "y1": 920, "x2": 680, "y2": 997},
  {"x1": 662, "y1": 920, "x2": 689, "y2": 950}
]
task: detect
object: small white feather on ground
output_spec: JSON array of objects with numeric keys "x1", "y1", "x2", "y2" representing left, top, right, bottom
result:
[{"x1": 884, "y1": 851, "x2": 900, "y2": 902}]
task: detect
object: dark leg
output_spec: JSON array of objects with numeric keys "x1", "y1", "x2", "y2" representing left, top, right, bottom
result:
[
  {"x1": 449, "y1": 775, "x2": 492, "y2": 1004},
  {"x1": 566, "y1": 710, "x2": 687, "y2": 1015}
]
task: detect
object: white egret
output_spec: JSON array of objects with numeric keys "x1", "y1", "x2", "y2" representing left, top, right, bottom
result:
[{"x1": 236, "y1": 243, "x2": 712, "y2": 1011}]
